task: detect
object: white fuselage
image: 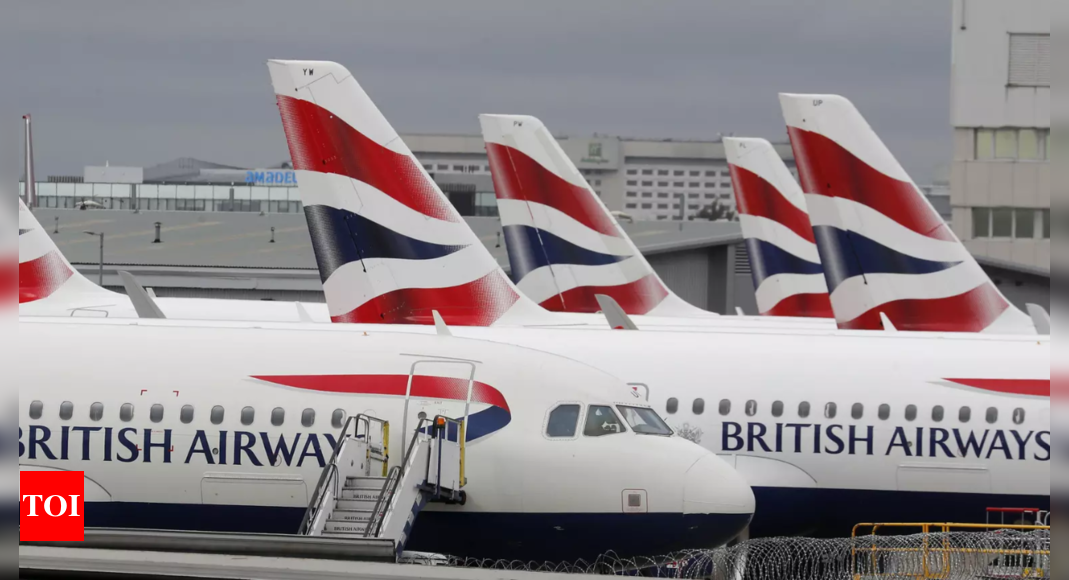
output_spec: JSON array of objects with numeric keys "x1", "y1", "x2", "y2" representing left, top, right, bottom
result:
[
  {"x1": 42, "y1": 317, "x2": 1047, "y2": 535},
  {"x1": 16, "y1": 317, "x2": 754, "y2": 559}
]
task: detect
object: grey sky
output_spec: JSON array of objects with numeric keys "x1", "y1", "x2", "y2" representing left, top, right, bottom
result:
[{"x1": 7, "y1": 0, "x2": 951, "y2": 183}]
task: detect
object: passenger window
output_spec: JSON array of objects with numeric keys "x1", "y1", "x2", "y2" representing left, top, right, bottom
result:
[
  {"x1": 150, "y1": 404, "x2": 164, "y2": 423},
  {"x1": 825, "y1": 403, "x2": 837, "y2": 419},
  {"x1": 851, "y1": 403, "x2": 864, "y2": 420},
  {"x1": 180, "y1": 405, "x2": 194, "y2": 424},
  {"x1": 693, "y1": 399, "x2": 705, "y2": 415},
  {"x1": 666, "y1": 398, "x2": 679, "y2": 415},
  {"x1": 798, "y1": 402, "x2": 811, "y2": 418},
  {"x1": 241, "y1": 407, "x2": 255, "y2": 426},
  {"x1": 745, "y1": 400, "x2": 758, "y2": 417},
  {"x1": 211, "y1": 406, "x2": 225, "y2": 425},
  {"x1": 878, "y1": 404, "x2": 891, "y2": 421},
  {"x1": 546, "y1": 405, "x2": 581, "y2": 438},
  {"x1": 302, "y1": 409, "x2": 316, "y2": 428},
  {"x1": 271, "y1": 408, "x2": 285, "y2": 427},
  {"x1": 90, "y1": 403, "x2": 104, "y2": 422},
  {"x1": 932, "y1": 406, "x2": 945, "y2": 423},
  {"x1": 986, "y1": 407, "x2": 998, "y2": 424},
  {"x1": 584, "y1": 405, "x2": 626, "y2": 437},
  {"x1": 1012, "y1": 408, "x2": 1025, "y2": 425},
  {"x1": 718, "y1": 400, "x2": 731, "y2": 416},
  {"x1": 29, "y1": 401, "x2": 43, "y2": 420},
  {"x1": 332, "y1": 409, "x2": 346, "y2": 429},
  {"x1": 60, "y1": 401, "x2": 74, "y2": 421},
  {"x1": 905, "y1": 405, "x2": 918, "y2": 422},
  {"x1": 959, "y1": 407, "x2": 971, "y2": 423},
  {"x1": 120, "y1": 404, "x2": 134, "y2": 422},
  {"x1": 771, "y1": 401, "x2": 784, "y2": 418}
]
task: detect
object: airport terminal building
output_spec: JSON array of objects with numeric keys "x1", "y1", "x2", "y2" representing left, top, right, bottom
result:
[{"x1": 26, "y1": 134, "x2": 797, "y2": 223}]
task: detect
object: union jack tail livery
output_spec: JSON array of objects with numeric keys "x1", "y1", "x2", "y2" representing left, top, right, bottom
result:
[
  {"x1": 724, "y1": 138, "x2": 833, "y2": 319},
  {"x1": 480, "y1": 114, "x2": 712, "y2": 317},
  {"x1": 18, "y1": 198, "x2": 109, "y2": 305},
  {"x1": 780, "y1": 94, "x2": 1034, "y2": 334},
  {"x1": 268, "y1": 61, "x2": 543, "y2": 326}
]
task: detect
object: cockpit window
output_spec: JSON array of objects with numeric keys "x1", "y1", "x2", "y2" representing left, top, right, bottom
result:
[
  {"x1": 584, "y1": 405, "x2": 626, "y2": 437},
  {"x1": 546, "y1": 405, "x2": 581, "y2": 438},
  {"x1": 618, "y1": 406, "x2": 673, "y2": 436}
]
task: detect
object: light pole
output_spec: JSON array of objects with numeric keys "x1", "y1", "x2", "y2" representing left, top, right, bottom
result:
[{"x1": 84, "y1": 231, "x2": 104, "y2": 286}]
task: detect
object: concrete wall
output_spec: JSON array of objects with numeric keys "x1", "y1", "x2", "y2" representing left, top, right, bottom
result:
[{"x1": 950, "y1": 0, "x2": 1050, "y2": 271}]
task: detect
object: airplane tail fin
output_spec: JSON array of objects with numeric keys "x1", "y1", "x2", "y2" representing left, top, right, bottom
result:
[
  {"x1": 780, "y1": 94, "x2": 1034, "y2": 334},
  {"x1": 267, "y1": 60, "x2": 543, "y2": 326},
  {"x1": 724, "y1": 138, "x2": 833, "y2": 319},
  {"x1": 480, "y1": 114, "x2": 711, "y2": 317},
  {"x1": 18, "y1": 198, "x2": 110, "y2": 305}
]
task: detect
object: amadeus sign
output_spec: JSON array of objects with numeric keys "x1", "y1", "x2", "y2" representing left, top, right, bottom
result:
[
  {"x1": 245, "y1": 170, "x2": 298, "y2": 185},
  {"x1": 564, "y1": 138, "x2": 621, "y2": 171}
]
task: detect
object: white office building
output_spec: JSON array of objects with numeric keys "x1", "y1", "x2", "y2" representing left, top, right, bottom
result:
[
  {"x1": 406, "y1": 134, "x2": 797, "y2": 222},
  {"x1": 950, "y1": 0, "x2": 1050, "y2": 271}
]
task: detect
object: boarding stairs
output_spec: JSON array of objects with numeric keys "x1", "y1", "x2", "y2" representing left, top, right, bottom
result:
[{"x1": 298, "y1": 414, "x2": 466, "y2": 558}]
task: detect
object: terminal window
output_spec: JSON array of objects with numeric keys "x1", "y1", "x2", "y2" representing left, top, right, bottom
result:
[{"x1": 1009, "y1": 34, "x2": 1050, "y2": 87}]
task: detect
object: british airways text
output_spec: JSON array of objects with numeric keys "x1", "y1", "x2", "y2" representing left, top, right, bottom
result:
[
  {"x1": 20, "y1": 426, "x2": 338, "y2": 468},
  {"x1": 722, "y1": 422, "x2": 1049, "y2": 461}
]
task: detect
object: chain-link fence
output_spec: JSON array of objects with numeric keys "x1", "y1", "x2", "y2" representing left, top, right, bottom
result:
[{"x1": 416, "y1": 529, "x2": 1050, "y2": 579}]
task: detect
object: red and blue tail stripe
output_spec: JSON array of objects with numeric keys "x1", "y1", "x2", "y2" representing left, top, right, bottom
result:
[
  {"x1": 277, "y1": 95, "x2": 458, "y2": 224},
  {"x1": 811, "y1": 226, "x2": 963, "y2": 293},
  {"x1": 780, "y1": 94, "x2": 1034, "y2": 334},
  {"x1": 481, "y1": 115, "x2": 710, "y2": 317},
  {"x1": 305, "y1": 206, "x2": 469, "y2": 283},
  {"x1": 725, "y1": 138, "x2": 833, "y2": 319},
  {"x1": 502, "y1": 225, "x2": 630, "y2": 284},
  {"x1": 270, "y1": 61, "x2": 529, "y2": 327},
  {"x1": 486, "y1": 142, "x2": 618, "y2": 237}
]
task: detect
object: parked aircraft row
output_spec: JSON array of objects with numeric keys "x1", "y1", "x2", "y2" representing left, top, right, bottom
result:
[{"x1": 15, "y1": 59, "x2": 1049, "y2": 560}]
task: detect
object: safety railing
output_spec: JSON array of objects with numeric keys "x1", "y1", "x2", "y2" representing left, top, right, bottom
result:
[
  {"x1": 365, "y1": 417, "x2": 430, "y2": 538},
  {"x1": 851, "y1": 522, "x2": 1051, "y2": 580},
  {"x1": 364, "y1": 416, "x2": 466, "y2": 539},
  {"x1": 298, "y1": 414, "x2": 390, "y2": 536}
]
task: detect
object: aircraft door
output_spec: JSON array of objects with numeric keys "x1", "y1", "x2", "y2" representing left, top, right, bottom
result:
[{"x1": 402, "y1": 360, "x2": 477, "y2": 459}]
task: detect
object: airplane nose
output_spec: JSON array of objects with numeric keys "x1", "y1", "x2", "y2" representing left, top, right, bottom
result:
[{"x1": 684, "y1": 454, "x2": 756, "y2": 516}]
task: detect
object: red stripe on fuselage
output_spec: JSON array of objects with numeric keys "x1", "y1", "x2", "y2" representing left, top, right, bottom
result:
[
  {"x1": 539, "y1": 274, "x2": 668, "y2": 315},
  {"x1": 331, "y1": 271, "x2": 519, "y2": 326},
  {"x1": 787, "y1": 127, "x2": 955, "y2": 242},
  {"x1": 839, "y1": 283, "x2": 1009, "y2": 332},
  {"x1": 253, "y1": 374, "x2": 510, "y2": 413},
  {"x1": 486, "y1": 143, "x2": 620, "y2": 238},
  {"x1": 945, "y1": 379, "x2": 1050, "y2": 398},
  {"x1": 276, "y1": 95, "x2": 459, "y2": 223},
  {"x1": 19, "y1": 251, "x2": 73, "y2": 304},
  {"x1": 730, "y1": 164, "x2": 816, "y2": 243},
  {"x1": 761, "y1": 291, "x2": 834, "y2": 319}
]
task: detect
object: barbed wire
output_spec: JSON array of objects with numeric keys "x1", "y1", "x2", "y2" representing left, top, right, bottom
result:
[{"x1": 408, "y1": 530, "x2": 1050, "y2": 579}]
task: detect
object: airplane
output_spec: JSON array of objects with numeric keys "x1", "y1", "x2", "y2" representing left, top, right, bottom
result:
[
  {"x1": 16, "y1": 197, "x2": 330, "y2": 322},
  {"x1": 267, "y1": 60, "x2": 832, "y2": 332},
  {"x1": 479, "y1": 113, "x2": 714, "y2": 317},
  {"x1": 779, "y1": 94, "x2": 1037, "y2": 335},
  {"x1": 16, "y1": 316, "x2": 755, "y2": 560},
  {"x1": 479, "y1": 113, "x2": 838, "y2": 329},
  {"x1": 266, "y1": 61, "x2": 1049, "y2": 537},
  {"x1": 723, "y1": 137, "x2": 834, "y2": 319}
]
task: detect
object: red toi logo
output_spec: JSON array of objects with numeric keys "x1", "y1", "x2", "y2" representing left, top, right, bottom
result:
[{"x1": 20, "y1": 471, "x2": 85, "y2": 541}]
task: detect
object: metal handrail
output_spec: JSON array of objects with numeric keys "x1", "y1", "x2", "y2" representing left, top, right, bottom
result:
[
  {"x1": 298, "y1": 413, "x2": 388, "y2": 536},
  {"x1": 365, "y1": 418, "x2": 430, "y2": 539}
]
